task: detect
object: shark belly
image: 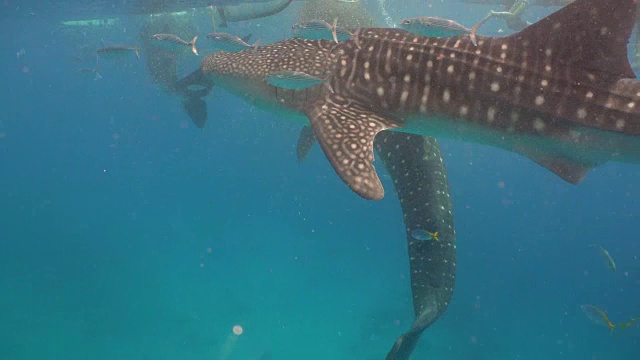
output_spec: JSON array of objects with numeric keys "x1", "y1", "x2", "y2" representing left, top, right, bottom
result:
[
  {"x1": 212, "y1": 75, "x2": 321, "y2": 126},
  {"x1": 402, "y1": 111, "x2": 640, "y2": 166}
]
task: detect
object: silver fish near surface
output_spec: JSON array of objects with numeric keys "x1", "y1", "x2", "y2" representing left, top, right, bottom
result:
[
  {"x1": 96, "y1": 45, "x2": 140, "y2": 60},
  {"x1": 398, "y1": 16, "x2": 472, "y2": 38},
  {"x1": 291, "y1": 19, "x2": 353, "y2": 42},
  {"x1": 150, "y1": 34, "x2": 199, "y2": 55},
  {"x1": 206, "y1": 32, "x2": 258, "y2": 52}
]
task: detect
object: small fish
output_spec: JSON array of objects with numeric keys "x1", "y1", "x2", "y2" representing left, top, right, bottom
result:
[
  {"x1": 206, "y1": 32, "x2": 258, "y2": 52},
  {"x1": 580, "y1": 304, "x2": 616, "y2": 333},
  {"x1": 150, "y1": 34, "x2": 199, "y2": 56},
  {"x1": 291, "y1": 19, "x2": 352, "y2": 43},
  {"x1": 16, "y1": 48, "x2": 25, "y2": 59},
  {"x1": 619, "y1": 317, "x2": 640, "y2": 331},
  {"x1": 96, "y1": 45, "x2": 140, "y2": 60},
  {"x1": 489, "y1": 0, "x2": 531, "y2": 31},
  {"x1": 410, "y1": 229, "x2": 439, "y2": 241},
  {"x1": 79, "y1": 67, "x2": 102, "y2": 80},
  {"x1": 265, "y1": 71, "x2": 326, "y2": 89},
  {"x1": 399, "y1": 16, "x2": 490, "y2": 47},
  {"x1": 398, "y1": 16, "x2": 472, "y2": 38},
  {"x1": 590, "y1": 244, "x2": 617, "y2": 272}
]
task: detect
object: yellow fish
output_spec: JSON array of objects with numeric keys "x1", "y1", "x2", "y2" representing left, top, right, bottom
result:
[
  {"x1": 619, "y1": 317, "x2": 640, "y2": 331},
  {"x1": 581, "y1": 304, "x2": 616, "y2": 334}
]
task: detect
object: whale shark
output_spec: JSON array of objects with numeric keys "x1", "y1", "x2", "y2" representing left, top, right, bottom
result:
[
  {"x1": 301, "y1": 0, "x2": 640, "y2": 200},
  {"x1": 183, "y1": 0, "x2": 640, "y2": 201},
  {"x1": 176, "y1": 39, "x2": 456, "y2": 360},
  {"x1": 175, "y1": 91, "x2": 456, "y2": 360}
]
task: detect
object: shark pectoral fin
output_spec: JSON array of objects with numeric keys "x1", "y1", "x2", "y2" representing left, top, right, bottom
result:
[
  {"x1": 306, "y1": 99, "x2": 400, "y2": 200},
  {"x1": 296, "y1": 126, "x2": 317, "y2": 162},
  {"x1": 241, "y1": 33, "x2": 252, "y2": 43},
  {"x1": 265, "y1": 71, "x2": 326, "y2": 89},
  {"x1": 518, "y1": 148, "x2": 596, "y2": 184},
  {"x1": 533, "y1": 157, "x2": 593, "y2": 184}
]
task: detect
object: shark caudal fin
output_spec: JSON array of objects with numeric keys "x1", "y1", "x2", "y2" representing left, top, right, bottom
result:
[
  {"x1": 305, "y1": 95, "x2": 400, "y2": 200},
  {"x1": 509, "y1": 0, "x2": 636, "y2": 81},
  {"x1": 183, "y1": 97, "x2": 207, "y2": 128},
  {"x1": 174, "y1": 69, "x2": 215, "y2": 128}
]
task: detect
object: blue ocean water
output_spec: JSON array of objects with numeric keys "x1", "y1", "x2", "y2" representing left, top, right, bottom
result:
[{"x1": 1, "y1": 0, "x2": 639, "y2": 359}]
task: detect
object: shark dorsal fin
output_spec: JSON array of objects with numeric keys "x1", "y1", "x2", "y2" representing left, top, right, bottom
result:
[
  {"x1": 509, "y1": 0, "x2": 636, "y2": 80},
  {"x1": 306, "y1": 95, "x2": 400, "y2": 200}
]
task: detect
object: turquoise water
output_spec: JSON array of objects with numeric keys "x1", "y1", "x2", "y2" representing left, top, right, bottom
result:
[{"x1": 1, "y1": 1, "x2": 639, "y2": 359}]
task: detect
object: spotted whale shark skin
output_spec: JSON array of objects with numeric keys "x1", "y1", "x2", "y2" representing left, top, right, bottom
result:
[
  {"x1": 177, "y1": 39, "x2": 456, "y2": 360},
  {"x1": 301, "y1": 0, "x2": 640, "y2": 200},
  {"x1": 376, "y1": 133, "x2": 456, "y2": 360},
  {"x1": 194, "y1": 37, "x2": 334, "y2": 124}
]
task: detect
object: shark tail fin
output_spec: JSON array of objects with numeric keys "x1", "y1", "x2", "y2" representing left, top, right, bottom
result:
[
  {"x1": 191, "y1": 36, "x2": 199, "y2": 56},
  {"x1": 508, "y1": 0, "x2": 636, "y2": 80},
  {"x1": 183, "y1": 97, "x2": 207, "y2": 129},
  {"x1": 135, "y1": 46, "x2": 140, "y2": 59}
]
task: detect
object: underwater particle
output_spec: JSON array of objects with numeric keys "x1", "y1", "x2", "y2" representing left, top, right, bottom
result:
[{"x1": 232, "y1": 325, "x2": 243, "y2": 335}]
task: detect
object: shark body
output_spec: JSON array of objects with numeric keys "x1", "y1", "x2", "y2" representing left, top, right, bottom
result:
[
  {"x1": 188, "y1": 0, "x2": 640, "y2": 201},
  {"x1": 300, "y1": 0, "x2": 640, "y2": 200},
  {"x1": 178, "y1": 38, "x2": 456, "y2": 360}
]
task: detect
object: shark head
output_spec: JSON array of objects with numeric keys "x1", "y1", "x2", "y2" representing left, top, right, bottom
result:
[{"x1": 300, "y1": 0, "x2": 640, "y2": 200}]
